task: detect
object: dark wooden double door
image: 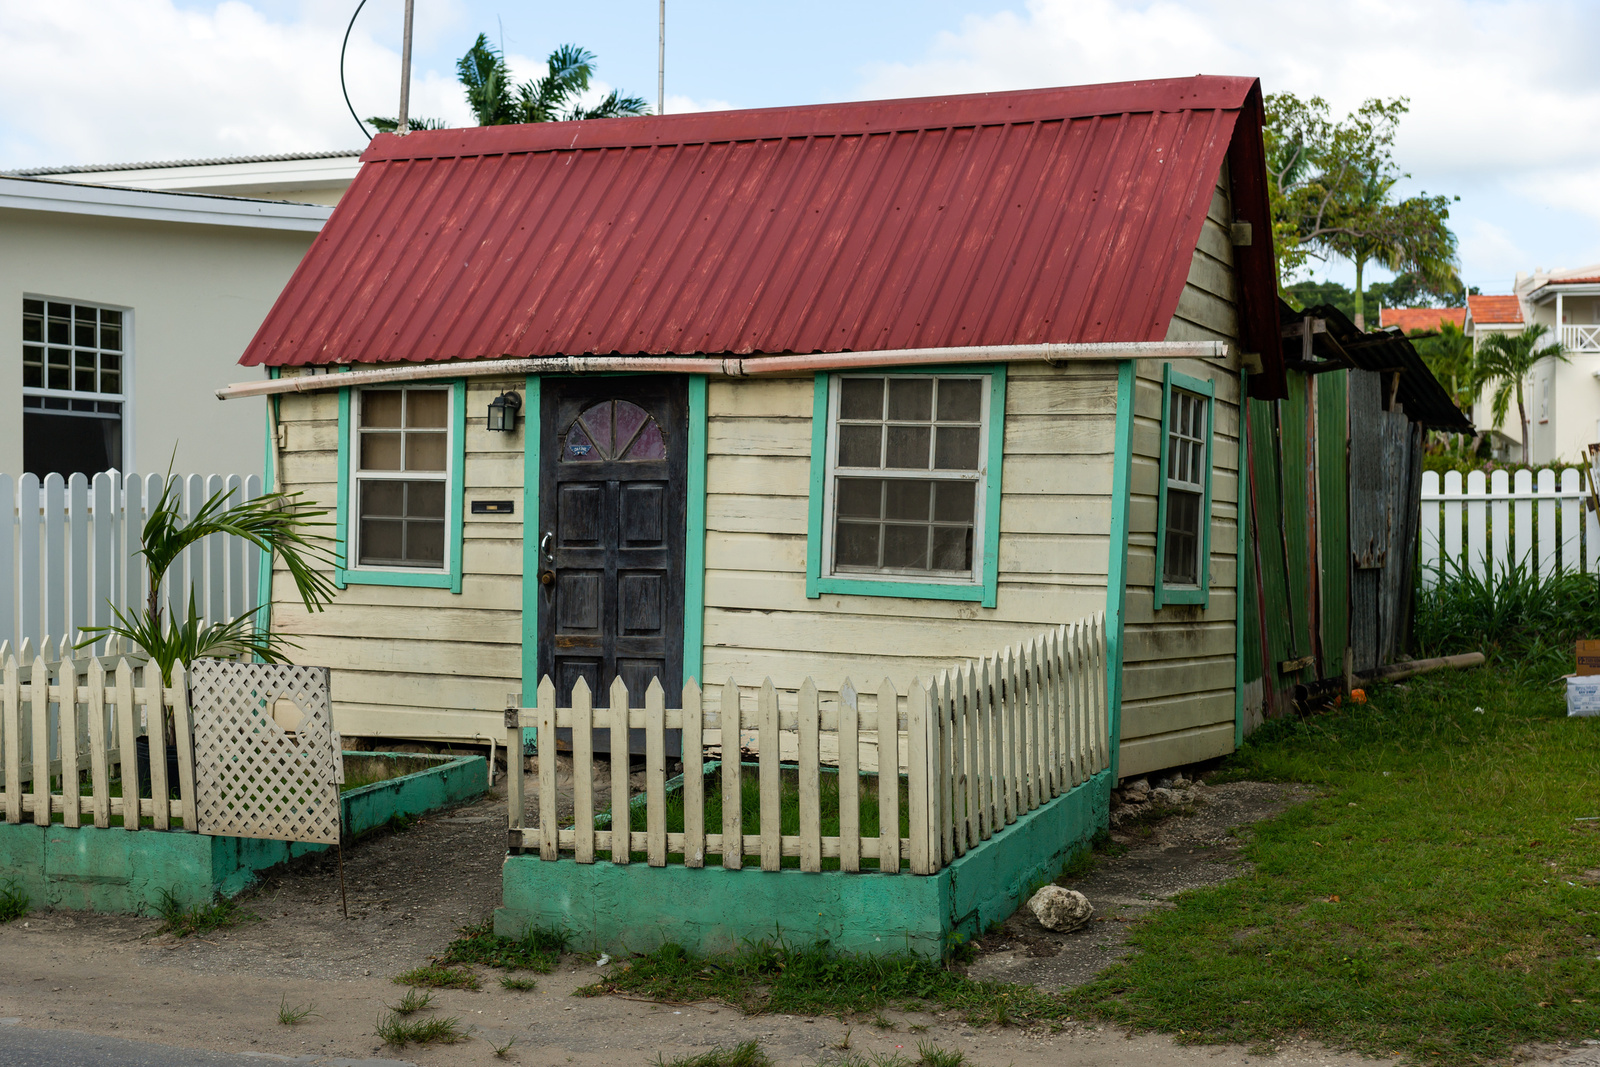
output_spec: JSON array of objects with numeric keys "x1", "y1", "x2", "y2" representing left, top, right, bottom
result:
[{"x1": 536, "y1": 378, "x2": 686, "y2": 754}]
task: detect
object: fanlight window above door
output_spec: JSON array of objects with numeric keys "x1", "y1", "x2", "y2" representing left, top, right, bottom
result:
[{"x1": 562, "y1": 399, "x2": 667, "y2": 462}]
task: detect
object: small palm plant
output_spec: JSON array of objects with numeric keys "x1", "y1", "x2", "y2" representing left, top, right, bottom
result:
[
  {"x1": 1478, "y1": 323, "x2": 1567, "y2": 459},
  {"x1": 78, "y1": 478, "x2": 339, "y2": 687}
]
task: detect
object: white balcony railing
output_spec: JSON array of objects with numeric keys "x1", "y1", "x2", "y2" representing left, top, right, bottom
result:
[{"x1": 1562, "y1": 324, "x2": 1600, "y2": 352}]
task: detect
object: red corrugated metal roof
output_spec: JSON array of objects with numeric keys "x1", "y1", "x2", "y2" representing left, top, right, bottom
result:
[
  {"x1": 1468, "y1": 294, "x2": 1523, "y2": 325},
  {"x1": 1380, "y1": 307, "x2": 1467, "y2": 333},
  {"x1": 240, "y1": 76, "x2": 1281, "y2": 393}
]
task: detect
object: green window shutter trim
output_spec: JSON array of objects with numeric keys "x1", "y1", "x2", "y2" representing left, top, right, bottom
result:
[{"x1": 1154, "y1": 363, "x2": 1216, "y2": 610}]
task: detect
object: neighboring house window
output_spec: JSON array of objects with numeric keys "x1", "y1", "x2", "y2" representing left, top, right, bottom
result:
[
  {"x1": 806, "y1": 368, "x2": 1006, "y2": 607},
  {"x1": 1154, "y1": 364, "x2": 1215, "y2": 609},
  {"x1": 336, "y1": 381, "x2": 466, "y2": 591},
  {"x1": 21, "y1": 297, "x2": 127, "y2": 478}
]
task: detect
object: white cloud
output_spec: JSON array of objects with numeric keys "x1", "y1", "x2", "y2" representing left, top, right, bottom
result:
[
  {"x1": 856, "y1": 0, "x2": 1600, "y2": 280},
  {"x1": 664, "y1": 94, "x2": 736, "y2": 115},
  {"x1": 0, "y1": 0, "x2": 473, "y2": 166}
]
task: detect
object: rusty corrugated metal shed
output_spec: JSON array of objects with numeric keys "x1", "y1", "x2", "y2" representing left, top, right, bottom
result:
[{"x1": 240, "y1": 76, "x2": 1283, "y2": 395}]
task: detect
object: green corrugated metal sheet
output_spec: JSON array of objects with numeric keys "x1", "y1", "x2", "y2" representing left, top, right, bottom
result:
[{"x1": 1316, "y1": 371, "x2": 1349, "y2": 679}]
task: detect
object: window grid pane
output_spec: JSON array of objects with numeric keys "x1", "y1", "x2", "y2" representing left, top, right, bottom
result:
[
  {"x1": 828, "y1": 373, "x2": 986, "y2": 580},
  {"x1": 354, "y1": 385, "x2": 452, "y2": 571},
  {"x1": 22, "y1": 298, "x2": 125, "y2": 402},
  {"x1": 1162, "y1": 387, "x2": 1208, "y2": 586}
]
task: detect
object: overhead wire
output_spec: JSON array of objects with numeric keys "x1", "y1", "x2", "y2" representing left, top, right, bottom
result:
[{"x1": 341, "y1": 0, "x2": 374, "y2": 141}]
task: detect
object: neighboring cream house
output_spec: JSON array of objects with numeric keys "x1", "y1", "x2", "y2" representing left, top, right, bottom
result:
[
  {"x1": 1464, "y1": 269, "x2": 1600, "y2": 463},
  {"x1": 1, "y1": 152, "x2": 359, "y2": 478}
]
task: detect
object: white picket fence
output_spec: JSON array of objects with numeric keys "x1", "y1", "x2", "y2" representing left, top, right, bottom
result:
[
  {"x1": 506, "y1": 614, "x2": 1110, "y2": 876},
  {"x1": 1419, "y1": 468, "x2": 1597, "y2": 586},
  {"x1": 0, "y1": 637, "x2": 199, "y2": 830},
  {"x1": 2, "y1": 472, "x2": 265, "y2": 654}
]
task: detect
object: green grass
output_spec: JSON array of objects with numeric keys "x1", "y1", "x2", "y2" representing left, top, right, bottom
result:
[
  {"x1": 500, "y1": 975, "x2": 538, "y2": 991},
  {"x1": 276, "y1": 997, "x2": 316, "y2": 1025},
  {"x1": 1414, "y1": 558, "x2": 1600, "y2": 683},
  {"x1": 1063, "y1": 666, "x2": 1600, "y2": 1064},
  {"x1": 393, "y1": 964, "x2": 481, "y2": 990},
  {"x1": 375, "y1": 1012, "x2": 466, "y2": 1046},
  {"x1": 154, "y1": 890, "x2": 256, "y2": 938},
  {"x1": 389, "y1": 989, "x2": 433, "y2": 1015},
  {"x1": 656, "y1": 1040, "x2": 772, "y2": 1067},
  {"x1": 441, "y1": 919, "x2": 566, "y2": 971},
  {"x1": 579, "y1": 939, "x2": 1067, "y2": 1025},
  {"x1": 595, "y1": 765, "x2": 910, "y2": 868},
  {"x1": 0, "y1": 880, "x2": 28, "y2": 923}
]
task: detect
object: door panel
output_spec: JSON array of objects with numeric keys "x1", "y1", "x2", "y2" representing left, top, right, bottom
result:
[{"x1": 538, "y1": 377, "x2": 687, "y2": 755}]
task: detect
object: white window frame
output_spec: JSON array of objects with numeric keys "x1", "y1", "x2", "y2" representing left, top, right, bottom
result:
[
  {"x1": 344, "y1": 383, "x2": 457, "y2": 575},
  {"x1": 819, "y1": 371, "x2": 992, "y2": 588},
  {"x1": 21, "y1": 294, "x2": 135, "y2": 472}
]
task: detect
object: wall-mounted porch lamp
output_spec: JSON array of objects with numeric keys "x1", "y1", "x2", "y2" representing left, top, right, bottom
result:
[{"x1": 487, "y1": 390, "x2": 522, "y2": 432}]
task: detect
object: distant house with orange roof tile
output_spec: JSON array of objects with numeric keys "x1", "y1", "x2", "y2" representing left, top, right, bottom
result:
[
  {"x1": 1465, "y1": 265, "x2": 1600, "y2": 463},
  {"x1": 1379, "y1": 307, "x2": 1466, "y2": 334}
]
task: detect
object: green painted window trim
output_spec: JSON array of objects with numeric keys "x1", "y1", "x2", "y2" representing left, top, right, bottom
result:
[
  {"x1": 1153, "y1": 364, "x2": 1216, "y2": 610},
  {"x1": 1106, "y1": 361, "x2": 1135, "y2": 783},
  {"x1": 254, "y1": 368, "x2": 279, "y2": 658},
  {"x1": 335, "y1": 378, "x2": 466, "y2": 593},
  {"x1": 684, "y1": 375, "x2": 708, "y2": 686},
  {"x1": 805, "y1": 365, "x2": 1006, "y2": 609}
]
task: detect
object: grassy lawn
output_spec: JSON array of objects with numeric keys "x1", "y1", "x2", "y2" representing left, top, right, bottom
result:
[{"x1": 1063, "y1": 666, "x2": 1600, "y2": 1063}]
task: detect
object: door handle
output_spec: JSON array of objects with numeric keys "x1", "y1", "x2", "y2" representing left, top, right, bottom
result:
[{"x1": 540, "y1": 531, "x2": 554, "y2": 561}]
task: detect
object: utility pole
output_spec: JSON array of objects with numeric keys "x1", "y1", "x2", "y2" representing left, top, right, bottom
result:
[
  {"x1": 657, "y1": 0, "x2": 665, "y2": 115},
  {"x1": 396, "y1": 0, "x2": 415, "y2": 134}
]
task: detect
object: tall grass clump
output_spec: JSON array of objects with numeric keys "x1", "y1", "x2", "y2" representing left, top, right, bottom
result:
[{"x1": 1413, "y1": 556, "x2": 1600, "y2": 682}]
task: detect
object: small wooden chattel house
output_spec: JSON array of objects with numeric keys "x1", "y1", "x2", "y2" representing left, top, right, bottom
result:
[{"x1": 230, "y1": 76, "x2": 1287, "y2": 781}]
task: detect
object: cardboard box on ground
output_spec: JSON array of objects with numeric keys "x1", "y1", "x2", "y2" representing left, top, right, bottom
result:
[{"x1": 1565, "y1": 641, "x2": 1600, "y2": 717}]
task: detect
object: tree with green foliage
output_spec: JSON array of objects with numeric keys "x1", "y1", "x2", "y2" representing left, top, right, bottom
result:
[
  {"x1": 1408, "y1": 319, "x2": 1477, "y2": 413},
  {"x1": 1265, "y1": 94, "x2": 1461, "y2": 329},
  {"x1": 1477, "y1": 323, "x2": 1567, "y2": 458},
  {"x1": 371, "y1": 34, "x2": 648, "y2": 133}
]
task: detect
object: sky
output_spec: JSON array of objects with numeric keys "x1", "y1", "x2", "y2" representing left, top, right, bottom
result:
[{"x1": 3, "y1": 0, "x2": 1598, "y2": 298}]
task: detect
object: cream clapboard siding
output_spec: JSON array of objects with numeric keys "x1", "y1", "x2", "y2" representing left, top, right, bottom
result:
[
  {"x1": 268, "y1": 372, "x2": 524, "y2": 741},
  {"x1": 1118, "y1": 162, "x2": 1243, "y2": 777},
  {"x1": 701, "y1": 364, "x2": 1119, "y2": 695}
]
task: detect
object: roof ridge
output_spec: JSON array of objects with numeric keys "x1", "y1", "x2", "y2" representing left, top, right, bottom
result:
[{"x1": 6, "y1": 149, "x2": 364, "y2": 177}]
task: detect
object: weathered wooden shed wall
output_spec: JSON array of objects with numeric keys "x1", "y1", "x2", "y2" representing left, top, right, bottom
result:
[
  {"x1": 266, "y1": 371, "x2": 521, "y2": 742},
  {"x1": 700, "y1": 365, "x2": 1119, "y2": 690},
  {"x1": 1115, "y1": 164, "x2": 1245, "y2": 777}
]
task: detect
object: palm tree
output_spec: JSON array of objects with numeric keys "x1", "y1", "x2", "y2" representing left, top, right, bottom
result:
[
  {"x1": 1320, "y1": 165, "x2": 1461, "y2": 330},
  {"x1": 1409, "y1": 319, "x2": 1475, "y2": 412},
  {"x1": 78, "y1": 479, "x2": 338, "y2": 686},
  {"x1": 1477, "y1": 324, "x2": 1567, "y2": 462},
  {"x1": 458, "y1": 35, "x2": 648, "y2": 125}
]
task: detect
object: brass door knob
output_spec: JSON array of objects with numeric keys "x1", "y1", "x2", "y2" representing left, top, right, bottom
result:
[{"x1": 539, "y1": 570, "x2": 555, "y2": 586}]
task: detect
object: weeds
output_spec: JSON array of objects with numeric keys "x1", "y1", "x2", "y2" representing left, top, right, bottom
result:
[
  {"x1": 580, "y1": 939, "x2": 1067, "y2": 1025},
  {"x1": 441, "y1": 919, "x2": 566, "y2": 972},
  {"x1": 154, "y1": 890, "x2": 255, "y2": 938},
  {"x1": 390, "y1": 989, "x2": 434, "y2": 1015},
  {"x1": 1413, "y1": 556, "x2": 1600, "y2": 682},
  {"x1": 375, "y1": 1012, "x2": 466, "y2": 1047},
  {"x1": 500, "y1": 975, "x2": 538, "y2": 991},
  {"x1": 491, "y1": 1035, "x2": 516, "y2": 1058},
  {"x1": 831, "y1": 1044, "x2": 965, "y2": 1067},
  {"x1": 655, "y1": 1040, "x2": 771, "y2": 1067},
  {"x1": 276, "y1": 997, "x2": 316, "y2": 1025},
  {"x1": 0, "y1": 880, "x2": 28, "y2": 923},
  {"x1": 393, "y1": 964, "x2": 480, "y2": 990}
]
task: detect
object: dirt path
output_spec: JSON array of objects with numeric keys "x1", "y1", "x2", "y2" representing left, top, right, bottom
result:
[{"x1": 1, "y1": 777, "x2": 1594, "y2": 1066}]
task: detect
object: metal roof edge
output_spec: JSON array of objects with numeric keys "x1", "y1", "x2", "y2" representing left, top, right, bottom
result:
[
  {"x1": 0, "y1": 176, "x2": 332, "y2": 231},
  {"x1": 9, "y1": 149, "x2": 364, "y2": 177},
  {"x1": 359, "y1": 76, "x2": 1260, "y2": 162}
]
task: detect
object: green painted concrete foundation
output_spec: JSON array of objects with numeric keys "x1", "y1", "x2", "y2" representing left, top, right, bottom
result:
[
  {"x1": 0, "y1": 751, "x2": 487, "y2": 915},
  {"x1": 496, "y1": 770, "x2": 1112, "y2": 957}
]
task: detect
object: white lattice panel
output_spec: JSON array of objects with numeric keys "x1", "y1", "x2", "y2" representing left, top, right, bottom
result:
[{"x1": 189, "y1": 660, "x2": 342, "y2": 845}]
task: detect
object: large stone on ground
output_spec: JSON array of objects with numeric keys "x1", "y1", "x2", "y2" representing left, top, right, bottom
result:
[{"x1": 1027, "y1": 885, "x2": 1094, "y2": 932}]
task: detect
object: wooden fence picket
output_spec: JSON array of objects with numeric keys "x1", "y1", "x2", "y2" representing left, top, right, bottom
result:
[
  {"x1": 3, "y1": 655, "x2": 18, "y2": 823},
  {"x1": 839, "y1": 679, "x2": 860, "y2": 872},
  {"x1": 798, "y1": 679, "x2": 821, "y2": 873},
  {"x1": 646, "y1": 679, "x2": 667, "y2": 867},
  {"x1": 721, "y1": 679, "x2": 742, "y2": 870},
  {"x1": 906, "y1": 678, "x2": 929, "y2": 875},
  {"x1": 878, "y1": 677, "x2": 899, "y2": 874},
  {"x1": 30, "y1": 653, "x2": 49, "y2": 826},
  {"x1": 538, "y1": 677, "x2": 558, "y2": 861},
  {"x1": 85, "y1": 655, "x2": 109, "y2": 827},
  {"x1": 683, "y1": 680, "x2": 705, "y2": 868},
  {"x1": 573, "y1": 682, "x2": 594, "y2": 864},
  {"x1": 59, "y1": 660, "x2": 80, "y2": 827},
  {"x1": 758, "y1": 679, "x2": 780, "y2": 872},
  {"x1": 608, "y1": 677, "x2": 629, "y2": 864}
]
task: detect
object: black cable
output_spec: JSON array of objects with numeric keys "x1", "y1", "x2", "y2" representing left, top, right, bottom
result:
[{"x1": 340, "y1": 0, "x2": 373, "y2": 141}]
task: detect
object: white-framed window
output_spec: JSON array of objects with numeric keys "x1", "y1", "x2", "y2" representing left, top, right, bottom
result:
[
  {"x1": 21, "y1": 297, "x2": 129, "y2": 477},
  {"x1": 347, "y1": 385, "x2": 453, "y2": 571},
  {"x1": 821, "y1": 373, "x2": 990, "y2": 584},
  {"x1": 1161, "y1": 388, "x2": 1208, "y2": 586}
]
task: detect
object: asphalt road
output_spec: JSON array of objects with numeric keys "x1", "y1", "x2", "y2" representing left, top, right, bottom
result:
[{"x1": 0, "y1": 1022, "x2": 412, "y2": 1067}]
